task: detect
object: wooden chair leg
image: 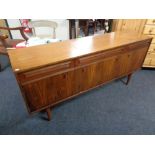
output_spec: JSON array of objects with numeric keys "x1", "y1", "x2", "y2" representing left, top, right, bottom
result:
[
  {"x1": 126, "y1": 73, "x2": 132, "y2": 85},
  {"x1": 46, "y1": 108, "x2": 52, "y2": 121}
]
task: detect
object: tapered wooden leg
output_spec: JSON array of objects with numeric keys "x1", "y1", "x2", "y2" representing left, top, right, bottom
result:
[
  {"x1": 126, "y1": 73, "x2": 132, "y2": 85},
  {"x1": 46, "y1": 108, "x2": 51, "y2": 121}
]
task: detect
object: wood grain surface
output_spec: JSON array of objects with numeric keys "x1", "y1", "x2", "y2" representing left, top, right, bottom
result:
[
  {"x1": 8, "y1": 32, "x2": 151, "y2": 73},
  {"x1": 8, "y1": 32, "x2": 152, "y2": 120}
]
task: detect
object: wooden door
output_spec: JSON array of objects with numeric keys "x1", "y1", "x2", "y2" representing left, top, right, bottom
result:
[
  {"x1": 74, "y1": 56, "x2": 117, "y2": 92},
  {"x1": 22, "y1": 70, "x2": 75, "y2": 112}
]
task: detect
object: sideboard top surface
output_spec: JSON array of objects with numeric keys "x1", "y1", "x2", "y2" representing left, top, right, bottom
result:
[{"x1": 8, "y1": 32, "x2": 151, "y2": 73}]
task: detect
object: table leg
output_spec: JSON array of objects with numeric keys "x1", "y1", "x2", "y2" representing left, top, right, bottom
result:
[{"x1": 46, "y1": 108, "x2": 51, "y2": 121}]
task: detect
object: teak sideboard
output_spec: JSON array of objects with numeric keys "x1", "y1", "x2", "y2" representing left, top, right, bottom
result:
[{"x1": 8, "y1": 32, "x2": 152, "y2": 121}]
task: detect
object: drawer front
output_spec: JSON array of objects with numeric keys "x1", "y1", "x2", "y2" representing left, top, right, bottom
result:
[
  {"x1": 18, "y1": 61, "x2": 73, "y2": 84},
  {"x1": 144, "y1": 52, "x2": 155, "y2": 66},
  {"x1": 143, "y1": 58, "x2": 151, "y2": 66},
  {"x1": 147, "y1": 52, "x2": 155, "y2": 59},
  {"x1": 78, "y1": 41, "x2": 150, "y2": 67},
  {"x1": 148, "y1": 44, "x2": 155, "y2": 53},
  {"x1": 146, "y1": 19, "x2": 155, "y2": 25},
  {"x1": 150, "y1": 58, "x2": 155, "y2": 66},
  {"x1": 77, "y1": 48, "x2": 122, "y2": 66},
  {"x1": 143, "y1": 25, "x2": 155, "y2": 35}
]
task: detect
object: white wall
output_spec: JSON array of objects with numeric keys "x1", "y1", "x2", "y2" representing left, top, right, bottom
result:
[{"x1": 7, "y1": 19, "x2": 69, "y2": 40}]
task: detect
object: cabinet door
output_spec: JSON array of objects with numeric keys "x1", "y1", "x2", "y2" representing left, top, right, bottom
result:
[
  {"x1": 75, "y1": 52, "x2": 133, "y2": 93},
  {"x1": 74, "y1": 56, "x2": 117, "y2": 92},
  {"x1": 129, "y1": 45, "x2": 149, "y2": 70},
  {"x1": 23, "y1": 70, "x2": 75, "y2": 112},
  {"x1": 111, "y1": 46, "x2": 147, "y2": 77}
]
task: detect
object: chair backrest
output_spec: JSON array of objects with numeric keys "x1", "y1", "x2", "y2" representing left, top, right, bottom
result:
[{"x1": 28, "y1": 20, "x2": 58, "y2": 39}]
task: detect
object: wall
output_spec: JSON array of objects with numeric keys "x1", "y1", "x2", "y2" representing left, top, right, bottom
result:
[{"x1": 7, "y1": 19, "x2": 69, "y2": 40}]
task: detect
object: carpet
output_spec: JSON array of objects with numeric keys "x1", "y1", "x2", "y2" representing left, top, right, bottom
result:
[{"x1": 0, "y1": 67, "x2": 155, "y2": 135}]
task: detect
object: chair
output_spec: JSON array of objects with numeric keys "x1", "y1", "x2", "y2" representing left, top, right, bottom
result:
[
  {"x1": 28, "y1": 20, "x2": 58, "y2": 39},
  {"x1": 0, "y1": 26, "x2": 28, "y2": 51},
  {"x1": 79, "y1": 19, "x2": 97, "y2": 36},
  {"x1": 0, "y1": 26, "x2": 28, "y2": 71}
]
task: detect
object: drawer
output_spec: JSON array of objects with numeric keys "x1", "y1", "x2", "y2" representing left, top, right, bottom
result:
[
  {"x1": 146, "y1": 19, "x2": 155, "y2": 25},
  {"x1": 144, "y1": 53, "x2": 155, "y2": 67},
  {"x1": 148, "y1": 44, "x2": 155, "y2": 53},
  {"x1": 143, "y1": 57, "x2": 151, "y2": 66},
  {"x1": 143, "y1": 52, "x2": 155, "y2": 66},
  {"x1": 143, "y1": 25, "x2": 155, "y2": 35},
  {"x1": 150, "y1": 58, "x2": 155, "y2": 66},
  {"x1": 77, "y1": 42, "x2": 150, "y2": 66},
  {"x1": 18, "y1": 61, "x2": 73, "y2": 84},
  {"x1": 147, "y1": 35, "x2": 155, "y2": 43},
  {"x1": 146, "y1": 52, "x2": 155, "y2": 59},
  {"x1": 77, "y1": 48, "x2": 122, "y2": 66}
]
